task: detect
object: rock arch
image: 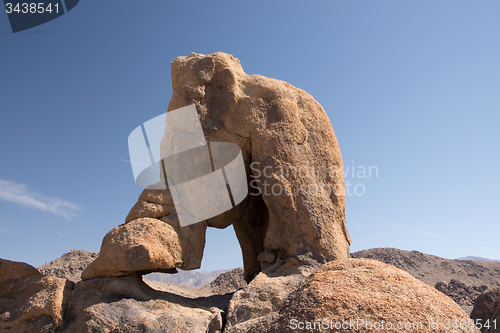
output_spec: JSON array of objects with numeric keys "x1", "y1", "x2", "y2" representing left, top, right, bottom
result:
[{"x1": 82, "y1": 52, "x2": 351, "y2": 282}]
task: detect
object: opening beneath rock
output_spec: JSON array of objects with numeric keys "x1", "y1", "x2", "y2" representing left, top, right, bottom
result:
[
  {"x1": 202, "y1": 224, "x2": 243, "y2": 272},
  {"x1": 144, "y1": 225, "x2": 242, "y2": 288}
]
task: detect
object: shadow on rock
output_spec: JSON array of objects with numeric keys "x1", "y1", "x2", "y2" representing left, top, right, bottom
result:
[{"x1": 61, "y1": 274, "x2": 232, "y2": 333}]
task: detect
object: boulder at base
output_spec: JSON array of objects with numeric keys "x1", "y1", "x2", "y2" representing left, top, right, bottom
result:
[
  {"x1": 0, "y1": 258, "x2": 73, "y2": 333},
  {"x1": 82, "y1": 217, "x2": 207, "y2": 280},
  {"x1": 225, "y1": 258, "x2": 479, "y2": 333}
]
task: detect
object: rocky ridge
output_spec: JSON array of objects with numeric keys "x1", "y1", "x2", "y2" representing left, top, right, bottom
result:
[
  {"x1": 352, "y1": 248, "x2": 500, "y2": 306},
  {"x1": 146, "y1": 268, "x2": 232, "y2": 287},
  {"x1": 38, "y1": 250, "x2": 98, "y2": 283}
]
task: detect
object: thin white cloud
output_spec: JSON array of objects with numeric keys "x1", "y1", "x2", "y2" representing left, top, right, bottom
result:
[
  {"x1": 349, "y1": 213, "x2": 444, "y2": 239},
  {"x1": 480, "y1": 246, "x2": 498, "y2": 252},
  {"x1": 120, "y1": 158, "x2": 159, "y2": 169},
  {"x1": 0, "y1": 179, "x2": 81, "y2": 219},
  {"x1": 386, "y1": 222, "x2": 443, "y2": 238}
]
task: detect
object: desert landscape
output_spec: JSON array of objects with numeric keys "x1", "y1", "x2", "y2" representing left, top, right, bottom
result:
[
  {"x1": 3, "y1": 247, "x2": 500, "y2": 332},
  {"x1": 2, "y1": 52, "x2": 499, "y2": 333},
  {"x1": 37, "y1": 247, "x2": 500, "y2": 312}
]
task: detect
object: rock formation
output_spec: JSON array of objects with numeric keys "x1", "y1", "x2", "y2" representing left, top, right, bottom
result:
[
  {"x1": 225, "y1": 258, "x2": 478, "y2": 333},
  {"x1": 82, "y1": 217, "x2": 207, "y2": 279},
  {"x1": 1, "y1": 253, "x2": 245, "y2": 333},
  {"x1": 1, "y1": 53, "x2": 479, "y2": 332},
  {"x1": 83, "y1": 51, "x2": 351, "y2": 282},
  {"x1": 208, "y1": 268, "x2": 246, "y2": 295},
  {"x1": 0, "y1": 259, "x2": 73, "y2": 333},
  {"x1": 471, "y1": 289, "x2": 500, "y2": 333}
]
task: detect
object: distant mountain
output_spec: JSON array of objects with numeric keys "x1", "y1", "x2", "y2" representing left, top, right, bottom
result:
[
  {"x1": 456, "y1": 256, "x2": 500, "y2": 263},
  {"x1": 145, "y1": 269, "x2": 238, "y2": 287},
  {"x1": 36, "y1": 250, "x2": 239, "y2": 287},
  {"x1": 143, "y1": 268, "x2": 247, "y2": 297}
]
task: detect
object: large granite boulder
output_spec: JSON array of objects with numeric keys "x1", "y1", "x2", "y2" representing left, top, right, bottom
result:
[
  {"x1": 471, "y1": 289, "x2": 500, "y2": 333},
  {"x1": 82, "y1": 217, "x2": 207, "y2": 280},
  {"x1": 0, "y1": 258, "x2": 73, "y2": 333},
  {"x1": 83, "y1": 51, "x2": 351, "y2": 282},
  {"x1": 224, "y1": 258, "x2": 479, "y2": 333}
]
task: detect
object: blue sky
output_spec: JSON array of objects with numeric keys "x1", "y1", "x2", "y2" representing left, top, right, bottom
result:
[{"x1": 1, "y1": 1, "x2": 499, "y2": 271}]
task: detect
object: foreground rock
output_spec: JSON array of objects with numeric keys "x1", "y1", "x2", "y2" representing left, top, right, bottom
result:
[
  {"x1": 2, "y1": 254, "x2": 482, "y2": 332},
  {"x1": 2, "y1": 256, "x2": 240, "y2": 333},
  {"x1": 84, "y1": 51, "x2": 351, "y2": 282},
  {"x1": 0, "y1": 258, "x2": 39, "y2": 281},
  {"x1": 61, "y1": 274, "x2": 229, "y2": 333},
  {"x1": 225, "y1": 258, "x2": 478, "y2": 333},
  {"x1": 471, "y1": 289, "x2": 500, "y2": 333},
  {"x1": 225, "y1": 260, "x2": 315, "y2": 332},
  {"x1": 0, "y1": 258, "x2": 73, "y2": 333}
]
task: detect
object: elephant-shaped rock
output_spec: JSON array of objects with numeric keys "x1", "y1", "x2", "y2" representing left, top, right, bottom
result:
[{"x1": 83, "y1": 52, "x2": 351, "y2": 282}]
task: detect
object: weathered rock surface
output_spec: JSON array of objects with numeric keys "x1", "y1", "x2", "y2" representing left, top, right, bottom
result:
[
  {"x1": 38, "y1": 250, "x2": 98, "y2": 283},
  {"x1": 84, "y1": 51, "x2": 352, "y2": 283},
  {"x1": 0, "y1": 259, "x2": 73, "y2": 333},
  {"x1": 0, "y1": 258, "x2": 40, "y2": 282},
  {"x1": 471, "y1": 289, "x2": 500, "y2": 333},
  {"x1": 125, "y1": 188, "x2": 176, "y2": 224},
  {"x1": 61, "y1": 274, "x2": 229, "y2": 333},
  {"x1": 225, "y1": 261, "x2": 314, "y2": 332},
  {"x1": 225, "y1": 258, "x2": 478, "y2": 333},
  {"x1": 82, "y1": 217, "x2": 207, "y2": 280}
]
